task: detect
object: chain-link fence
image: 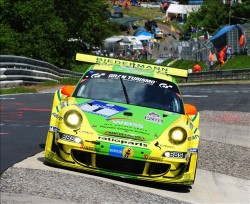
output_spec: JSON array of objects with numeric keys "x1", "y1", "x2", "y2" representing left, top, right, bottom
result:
[{"x1": 168, "y1": 23, "x2": 250, "y2": 70}]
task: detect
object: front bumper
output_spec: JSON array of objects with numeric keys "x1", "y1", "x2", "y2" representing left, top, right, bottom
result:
[{"x1": 44, "y1": 131, "x2": 198, "y2": 185}]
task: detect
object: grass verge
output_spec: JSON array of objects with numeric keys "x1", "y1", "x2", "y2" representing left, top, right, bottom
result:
[{"x1": 0, "y1": 77, "x2": 80, "y2": 95}]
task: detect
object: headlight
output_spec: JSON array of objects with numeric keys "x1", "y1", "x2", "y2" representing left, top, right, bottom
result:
[
  {"x1": 168, "y1": 127, "x2": 187, "y2": 145},
  {"x1": 64, "y1": 110, "x2": 82, "y2": 129}
]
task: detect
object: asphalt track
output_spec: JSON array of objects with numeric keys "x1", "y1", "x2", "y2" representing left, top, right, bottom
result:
[{"x1": 0, "y1": 84, "x2": 250, "y2": 203}]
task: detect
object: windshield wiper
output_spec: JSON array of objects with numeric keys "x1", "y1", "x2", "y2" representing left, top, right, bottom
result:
[{"x1": 119, "y1": 77, "x2": 130, "y2": 104}]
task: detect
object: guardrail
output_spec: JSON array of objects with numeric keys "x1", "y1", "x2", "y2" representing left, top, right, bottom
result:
[
  {"x1": 0, "y1": 55, "x2": 82, "y2": 88},
  {"x1": 1, "y1": 55, "x2": 249, "y2": 88},
  {"x1": 187, "y1": 68, "x2": 250, "y2": 82}
]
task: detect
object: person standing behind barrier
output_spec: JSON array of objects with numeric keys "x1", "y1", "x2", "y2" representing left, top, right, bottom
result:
[
  {"x1": 208, "y1": 51, "x2": 214, "y2": 70},
  {"x1": 226, "y1": 45, "x2": 231, "y2": 60},
  {"x1": 193, "y1": 63, "x2": 201, "y2": 72},
  {"x1": 218, "y1": 48, "x2": 225, "y2": 67},
  {"x1": 157, "y1": 40, "x2": 160, "y2": 51},
  {"x1": 239, "y1": 34, "x2": 245, "y2": 53}
]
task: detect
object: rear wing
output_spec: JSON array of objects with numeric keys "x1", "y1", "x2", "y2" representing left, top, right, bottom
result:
[{"x1": 76, "y1": 53, "x2": 188, "y2": 78}]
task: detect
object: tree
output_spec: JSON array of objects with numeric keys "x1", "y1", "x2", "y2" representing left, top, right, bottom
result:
[
  {"x1": 0, "y1": 0, "x2": 67, "y2": 66},
  {"x1": 0, "y1": 0, "x2": 119, "y2": 69},
  {"x1": 182, "y1": 0, "x2": 250, "y2": 37},
  {"x1": 230, "y1": 0, "x2": 250, "y2": 25},
  {"x1": 183, "y1": 0, "x2": 229, "y2": 35},
  {"x1": 53, "y1": 0, "x2": 119, "y2": 68},
  {"x1": 178, "y1": 0, "x2": 189, "y2": 4}
]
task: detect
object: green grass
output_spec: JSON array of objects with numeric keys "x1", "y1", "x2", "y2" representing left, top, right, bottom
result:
[
  {"x1": 0, "y1": 77, "x2": 80, "y2": 95},
  {"x1": 0, "y1": 87, "x2": 37, "y2": 95},
  {"x1": 169, "y1": 60, "x2": 206, "y2": 71},
  {"x1": 38, "y1": 77, "x2": 80, "y2": 87},
  {"x1": 219, "y1": 55, "x2": 250, "y2": 70}
]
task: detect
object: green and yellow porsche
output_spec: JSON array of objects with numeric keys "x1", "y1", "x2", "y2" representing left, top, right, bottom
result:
[{"x1": 44, "y1": 53, "x2": 200, "y2": 186}]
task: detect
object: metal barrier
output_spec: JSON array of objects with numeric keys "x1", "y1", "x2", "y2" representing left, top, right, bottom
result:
[
  {"x1": 0, "y1": 55, "x2": 82, "y2": 88},
  {"x1": 187, "y1": 68, "x2": 250, "y2": 82},
  {"x1": 0, "y1": 55, "x2": 249, "y2": 88}
]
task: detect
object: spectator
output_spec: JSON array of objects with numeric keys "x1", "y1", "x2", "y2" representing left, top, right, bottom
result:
[
  {"x1": 218, "y1": 48, "x2": 225, "y2": 67},
  {"x1": 204, "y1": 30, "x2": 209, "y2": 42},
  {"x1": 157, "y1": 40, "x2": 160, "y2": 51},
  {"x1": 208, "y1": 51, "x2": 214, "y2": 70},
  {"x1": 239, "y1": 34, "x2": 245, "y2": 53},
  {"x1": 226, "y1": 45, "x2": 231, "y2": 60},
  {"x1": 193, "y1": 63, "x2": 201, "y2": 72}
]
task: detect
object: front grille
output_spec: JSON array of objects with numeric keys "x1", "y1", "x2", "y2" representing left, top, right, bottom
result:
[
  {"x1": 96, "y1": 153, "x2": 145, "y2": 174},
  {"x1": 71, "y1": 150, "x2": 170, "y2": 176}
]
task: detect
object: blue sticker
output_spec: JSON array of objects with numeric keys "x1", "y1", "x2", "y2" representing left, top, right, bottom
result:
[
  {"x1": 109, "y1": 145, "x2": 124, "y2": 158},
  {"x1": 188, "y1": 148, "x2": 198, "y2": 153},
  {"x1": 49, "y1": 126, "x2": 59, "y2": 132},
  {"x1": 80, "y1": 100, "x2": 128, "y2": 118}
]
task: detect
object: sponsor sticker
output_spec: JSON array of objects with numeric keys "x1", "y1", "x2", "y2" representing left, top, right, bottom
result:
[
  {"x1": 90, "y1": 73, "x2": 106, "y2": 78},
  {"x1": 108, "y1": 74, "x2": 156, "y2": 85},
  {"x1": 51, "y1": 112, "x2": 63, "y2": 120},
  {"x1": 144, "y1": 155, "x2": 163, "y2": 162},
  {"x1": 49, "y1": 126, "x2": 59, "y2": 132},
  {"x1": 111, "y1": 120, "x2": 144, "y2": 129},
  {"x1": 159, "y1": 83, "x2": 173, "y2": 89},
  {"x1": 188, "y1": 135, "x2": 199, "y2": 141},
  {"x1": 80, "y1": 100, "x2": 128, "y2": 118},
  {"x1": 122, "y1": 147, "x2": 134, "y2": 159},
  {"x1": 188, "y1": 148, "x2": 198, "y2": 153},
  {"x1": 98, "y1": 136, "x2": 148, "y2": 147},
  {"x1": 109, "y1": 145, "x2": 123, "y2": 158},
  {"x1": 145, "y1": 112, "x2": 163, "y2": 124}
]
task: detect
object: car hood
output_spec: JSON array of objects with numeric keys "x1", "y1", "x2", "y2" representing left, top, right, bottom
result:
[{"x1": 75, "y1": 98, "x2": 181, "y2": 142}]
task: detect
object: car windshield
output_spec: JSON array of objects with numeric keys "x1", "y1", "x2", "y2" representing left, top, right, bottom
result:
[{"x1": 73, "y1": 70, "x2": 184, "y2": 114}]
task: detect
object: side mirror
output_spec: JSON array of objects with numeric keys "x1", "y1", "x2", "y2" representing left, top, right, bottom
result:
[
  {"x1": 61, "y1": 85, "x2": 75, "y2": 96},
  {"x1": 184, "y1": 104, "x2": 197, "y2": 115}
]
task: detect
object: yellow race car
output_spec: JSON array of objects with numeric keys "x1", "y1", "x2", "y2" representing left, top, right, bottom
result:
[{"x1": 44, "y1": 54, "x2": 200, "y2": 186}]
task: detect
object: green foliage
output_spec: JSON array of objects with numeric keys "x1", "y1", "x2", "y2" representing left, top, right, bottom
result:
[
  {"x1": 1, "y1": 0, "x2": 66, "y2": 65},
  {"x1": 183, "y1": 0, "x2": 228, "y2": 34},
  {"x1": 220, "y1": 55, "x2": 250, "y2": 70},
  {"x1": 0, "y1": 0, "x2": 119, "y2": 69},
  {"x1": 0, "y1": 24, "x2": 19, "y2": 54},
  {"x1": 230, "y1": 0, "x2": 250, "y2": 25},
  {"x1": 171, "y1": 60, "x2": 207, "y2": 71},
  {"x1": 183, "y1": 0, "x2": 250, "y2": 35},
  {"x1": 71, "y1": 63, "x2": 92, "y2": 73},
  {"x1": 39, "y1": 77, "x2": 80, "y2": 87},
  {"x1": 1, "y1": 0, "x2": 249, "y2": 71}
]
